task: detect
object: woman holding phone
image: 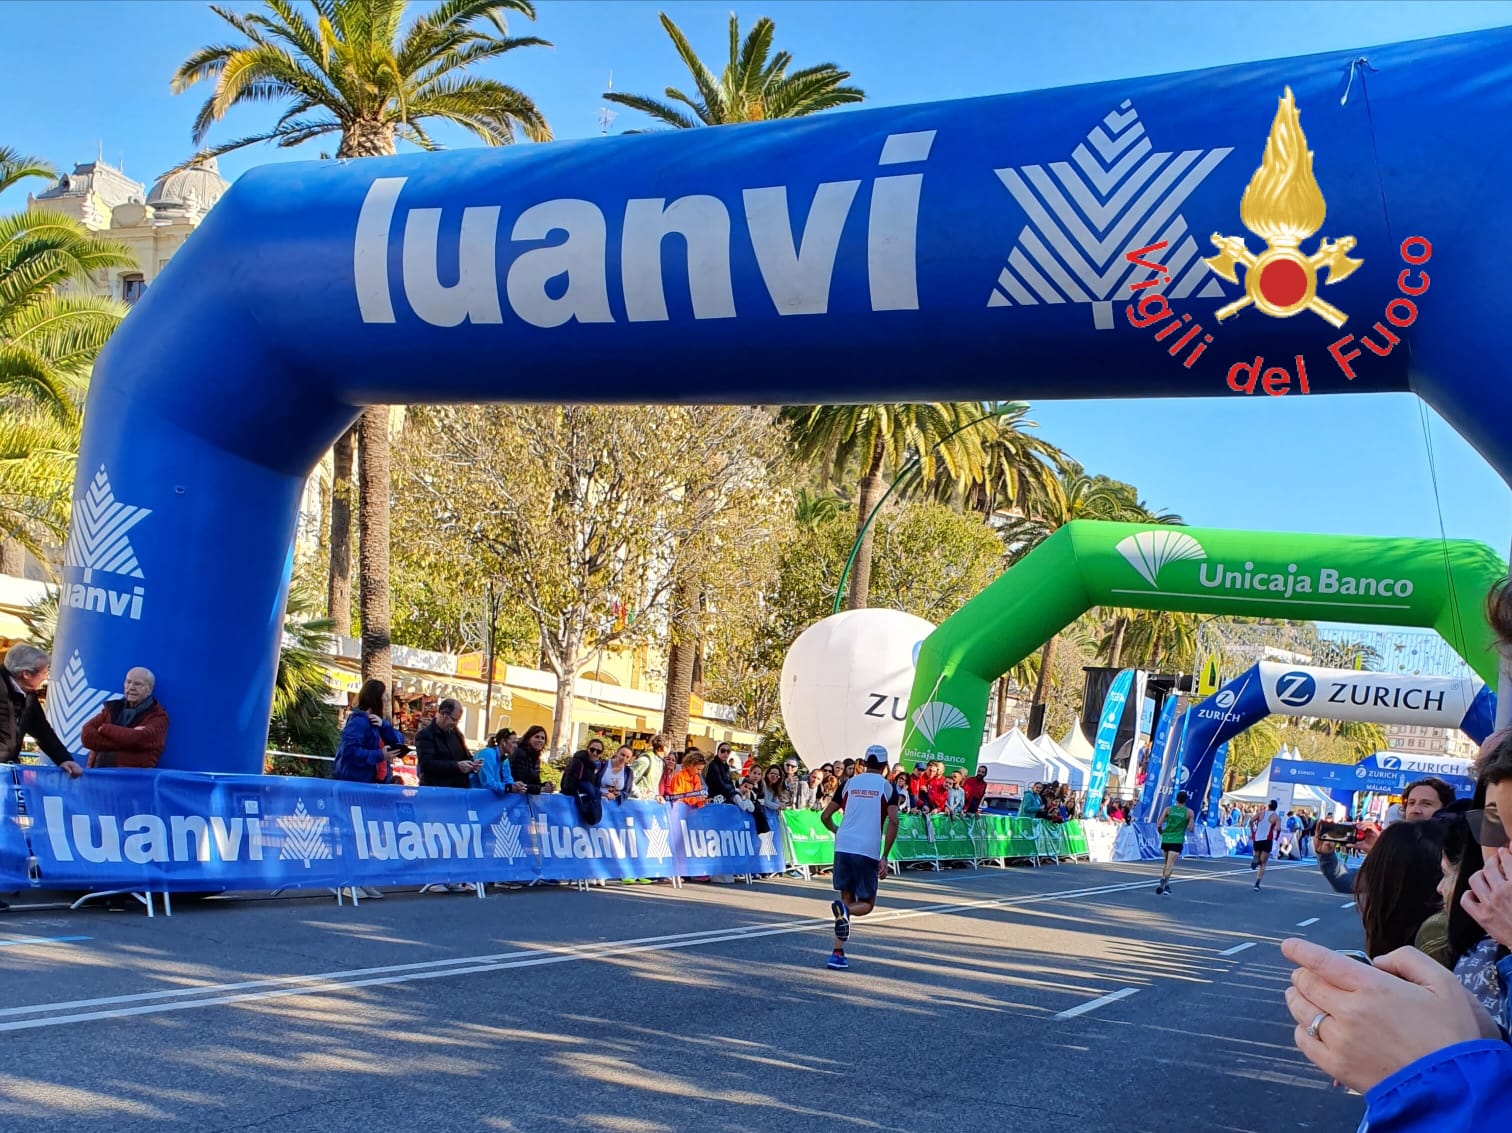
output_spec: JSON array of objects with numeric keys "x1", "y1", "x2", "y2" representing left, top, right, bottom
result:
[{"x1": 334, "y1": 680, "x2": 408, "y2": 786}]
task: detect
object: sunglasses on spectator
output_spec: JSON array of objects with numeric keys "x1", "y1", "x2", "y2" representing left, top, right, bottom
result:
[
  {"x1": 588, "y1": 745, "x2": 604, "y2": 754},
  {"x1": 1467, "y1": 809, "x2": 1508, "y2": 848}
]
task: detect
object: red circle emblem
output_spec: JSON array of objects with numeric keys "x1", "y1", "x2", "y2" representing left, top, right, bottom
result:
[{"x1": 1257, "y1": 258, "x2": 1308, "y2": 309}]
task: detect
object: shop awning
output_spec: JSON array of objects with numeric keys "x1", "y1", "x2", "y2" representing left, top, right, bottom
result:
[{"x1": 510, "y1": 690, "x2": 655, "y2": 733}]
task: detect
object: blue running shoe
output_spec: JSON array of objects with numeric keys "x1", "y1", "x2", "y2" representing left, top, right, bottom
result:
[
  {"x1": 827, "y1": 951, "x2": 849, "y2": 970},
  {"x1": 831, "y1": 899, "x2": 851, "y2": 942}
]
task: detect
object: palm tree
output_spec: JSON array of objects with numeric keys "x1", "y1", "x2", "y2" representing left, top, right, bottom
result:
[
  {"x1": 916, "y1": 404, "x2": 1072, "y2": 522},
  {"x1": 1313, "y1": 638, "x2": 1382, "y2": 671},
  {"x1": 792, "y1": 487, "x2": 841, "y2": 532},
  {"x1": 0, "y1": 148, "x2": 133, "y2": 573},
  {"x1": 268, "y1": 583, "x2": 341, "y2": 769},
  {"x1": 1000, "y1": 472, "x2": 1143, "y2": 718},
  {"x1": 603, "y1": 12, "x2": 863, "y2": 129},
  {"x1": 171, "y1": 0, "x2": 552, "y2": 690},
  {"x1": 782, "y1": 403, "x2": 988, "y2": 610}
]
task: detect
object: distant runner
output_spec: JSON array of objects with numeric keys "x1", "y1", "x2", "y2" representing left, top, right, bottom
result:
[
  {"x1": 819, "y1": 744, "x2": 901, "y2": 970},
  {"x1": 1154, "y1": 790, "x2": 1195, "y2": 895},
  {"x1": 1251, "y1": 799, "x2": 1282, "y2": 891}
]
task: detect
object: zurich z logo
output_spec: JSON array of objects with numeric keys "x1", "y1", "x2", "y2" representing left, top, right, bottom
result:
[
  {"x1": 1380, "y1": 756, "x2": 1401, "y2": 771},
  {"x1": 1275, "y1": 671, "x2": 1317, "y2": 708}
]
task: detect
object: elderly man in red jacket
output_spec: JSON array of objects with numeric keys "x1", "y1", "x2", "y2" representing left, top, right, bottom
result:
[{"x1": 81, "y1": 667, "x2": 169, "y2": 768}]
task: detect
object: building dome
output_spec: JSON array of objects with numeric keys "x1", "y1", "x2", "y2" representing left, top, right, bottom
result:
[{"x1": 146, "y1": 157, "x2": 229, "y2": 218}]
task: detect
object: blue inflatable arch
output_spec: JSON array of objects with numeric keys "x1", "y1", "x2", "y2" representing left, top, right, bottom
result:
[
  {"x1": 53, "y1": 27, "x2": 1512, "y2": 772},
  {"x1": 1154, "y1": 662, "x2": 1496, "y2": 825}
]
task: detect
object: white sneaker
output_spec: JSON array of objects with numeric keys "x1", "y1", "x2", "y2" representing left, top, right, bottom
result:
[
  {"x1": 358, "y1": 887, "x2": 384, "y2": 900},
  {"x1": 447, "y1": 883, "x2": 472, "y2": 893}
]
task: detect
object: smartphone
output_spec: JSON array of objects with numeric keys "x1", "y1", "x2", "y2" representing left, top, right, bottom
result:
[
  {"x1": 1317, "y1": 821, "x2": 1362, "y2": 844},
  {"x1": 1337, "y1": 949, "x2": 1372, "y2": 965}
]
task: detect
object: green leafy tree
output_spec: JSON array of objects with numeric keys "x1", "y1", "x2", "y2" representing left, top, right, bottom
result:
[
  {"x1": 782, "y1": 403, "x2": 990, "y2": 610},
  {"x1": 603, "y1": 11, "x2": 863, "y2": 129},
  {"x1": 0, "y1": 148, "x2": 132, "y2": 570},
  {"x1": 172, "y1": 0, "x2": 553, "y2": 694}
]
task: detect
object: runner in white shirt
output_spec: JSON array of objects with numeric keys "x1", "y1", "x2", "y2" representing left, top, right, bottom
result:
[
  {"x1": 1250, "y1": 800, "x2": 1282, "y2": 891},
  {"x1": 819, "y1": 744, "x2": 901, "y2": 970}
]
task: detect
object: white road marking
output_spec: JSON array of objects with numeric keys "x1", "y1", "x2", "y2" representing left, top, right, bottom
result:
[
  {"x1": 1297, "y1": 917, "x2": 1320, "y2": 927},
  {"x1": 1054, "y1": 987, "x2": 1139, "y2": 1020},
  {"x1": 1341, "y1": 901, "x2": 1356, "y2": 909},
  {"x1": 0, "y1": 863, "x2": 1281, "y2": 1033},
  {"x1": 1217, "y1": 942, "x2": 1256, "y2": 956}
]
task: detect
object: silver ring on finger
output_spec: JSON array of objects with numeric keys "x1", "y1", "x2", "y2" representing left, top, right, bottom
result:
[{"x1": 1306, "y1": 1011, "x2": 1328, "y2": 1040}]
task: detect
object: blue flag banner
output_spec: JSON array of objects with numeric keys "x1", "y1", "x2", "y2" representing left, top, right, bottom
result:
[
  {"x1": 1204, "y1": 742, "x2": 1230, "y2": 826},
  {"x1": 1268, "y1": 758, "x2": 1474, "y2": 797},
  {"x1": 1136, "y1": 695, "x2": 1182, "y2": 823},
  {"x1": 1085, "y1": 669, "x2": 1134, "y2": 819},
  {"x1": 5, "y1": 768, "x2": 783, "y2": 892}
]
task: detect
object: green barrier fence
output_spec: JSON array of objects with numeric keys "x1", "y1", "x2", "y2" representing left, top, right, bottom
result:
[{"x1": 780, "y1": 811, "x2": 1089, "y2": 868}]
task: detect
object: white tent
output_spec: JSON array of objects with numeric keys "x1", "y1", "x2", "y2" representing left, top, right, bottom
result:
[
  {"x1": 1032, "y1": 732, "x2": 1090, "y2": 788},
  {"x1": 977, "y1": 728, "x2": 1045, "y2": 786},
  {"x1": 1061, "y1": 721, "x2": 1097, "y2": 764}
]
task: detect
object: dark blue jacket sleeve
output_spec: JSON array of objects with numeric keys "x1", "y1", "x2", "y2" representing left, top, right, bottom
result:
[
  {"x1": 379, "y1": 721, "x2": 405, "y2": 749},
  {"x1": 1364, "y1": 1040, "x2": 1512, "y2": 1131}
]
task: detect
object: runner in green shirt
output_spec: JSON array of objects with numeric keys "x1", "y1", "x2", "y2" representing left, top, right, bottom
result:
[{"x1": 1155, "y1": 790, "x2": 1195, "y2": 896}]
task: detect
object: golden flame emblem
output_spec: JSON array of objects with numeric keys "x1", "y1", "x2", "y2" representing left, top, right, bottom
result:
[{"x1": 1203, "y1": 88, "x2": 1362, "y2": 326}]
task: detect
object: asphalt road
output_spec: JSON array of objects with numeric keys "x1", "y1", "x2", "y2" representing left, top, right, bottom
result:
[{"x1": 0, "y1": 858, "x2": 1364, "y2": 1132}]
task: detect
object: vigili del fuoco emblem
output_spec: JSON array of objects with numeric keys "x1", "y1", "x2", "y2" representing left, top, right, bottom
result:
[{"x1": 1204, "y1": 87, "x2": 1362, "y2": 327}]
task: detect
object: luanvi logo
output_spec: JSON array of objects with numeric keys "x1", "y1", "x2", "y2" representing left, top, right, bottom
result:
[
  {"x1": 354, "y1": 130, "x2": 935, "y2": 328},
  {"x1": 61, "y1": 466, "x2": 150, "y2": 621},
  {"x1": 43, "y1": 650, "x2": 110, "y2": 755},
  {"x1": 989, "y1": 100, "x2": 1231, "y2": 329}
]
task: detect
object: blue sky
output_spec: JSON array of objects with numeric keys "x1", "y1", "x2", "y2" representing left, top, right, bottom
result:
[{"x1": 4, "y1": 0, "x2": 1511, "y2": 559}]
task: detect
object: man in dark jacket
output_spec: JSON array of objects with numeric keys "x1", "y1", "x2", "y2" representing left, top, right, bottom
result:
[
  {"x1": 81, "y1": 667, "x2": 169, "y2": 768},
  {"x1": 415, "y1": 699, "x2": 478, "y2": 788},
  {"x1": 1, "y1": 644, "x2": 83, "y2": 778}
]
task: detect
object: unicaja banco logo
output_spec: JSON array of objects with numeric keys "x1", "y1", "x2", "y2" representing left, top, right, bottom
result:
[
  {"x1": 1204, "y1": 88, "x2": 1361, "y2": 327},
  {"x1": 1116, "y1": 530, "x2": 1206, "y2": 587},
  {"x1": 910, "y1": 700, "x2": 970, "y2": 745},
  {"x1": 277, "y1": 799, "x2": 333, "y2": 868},
  {"x1": 989, "y1": 99, "x2": 1231, "y2": 329},
  {"x1": 61, "y1": 466, "x2": 151, "y2": 622}
]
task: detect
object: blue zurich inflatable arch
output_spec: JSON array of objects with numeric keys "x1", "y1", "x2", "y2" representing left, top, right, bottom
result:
[
  {"x1": 52, "y1": 27, "x2": 1512, "y2": 773},
  {"x1": 1155, "y1": 663, "x2": 1497, "y2": 825}
]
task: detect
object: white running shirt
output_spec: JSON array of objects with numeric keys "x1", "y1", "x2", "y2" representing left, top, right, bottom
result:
[
  {"x1": 1252, "y1": 810, "x2": 1279, "y2": 844},
  {"x1": 834, "y1": 772, "x2": 899, "y2": 858}
]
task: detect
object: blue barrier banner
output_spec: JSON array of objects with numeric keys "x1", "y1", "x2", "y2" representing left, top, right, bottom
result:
[
  {"x1": 0, "y1": 767, "x2": 32, "y2": 886},
  {"x1": 670, "y1": 802, "x2": 786, "y2": 876},
  {"x1": 11, "y1": 770, "x2": 780, "y2": 891},
  {"x1": 1268, "y1": 758, "x2": 1474, "y2": 797},
  {"x1": 1085, "y1": 669, "x2": 1133, "y2": 818},
  {"x1": 1204, "y1": 742, "x2": 1230, "y2": 826}
]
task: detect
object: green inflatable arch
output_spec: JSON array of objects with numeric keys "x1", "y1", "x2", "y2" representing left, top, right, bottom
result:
[{"x1": 902, "y1": 522, "x2": 1505, "y2": 773}]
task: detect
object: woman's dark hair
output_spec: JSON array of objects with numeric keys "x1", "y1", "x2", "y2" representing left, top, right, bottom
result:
[
  {"x1": 1354, "y1": 819, "x2": 1447, "y2": 957},
  {"x1": 763, "y1": 765, "x2": 783, "y2": 786},
  {"x1": 1488, "y1": 577, "x2": 1512, "y2": 649},
  {"x1": 519, "y1": 725, "x2": 548, "y2": 749},
  {"x1": 354, "y1": 679, "x2": 387, "y2": 716},
  {"x1": 1448, "y1": 733, "x2": 1512, "y2": 958}
]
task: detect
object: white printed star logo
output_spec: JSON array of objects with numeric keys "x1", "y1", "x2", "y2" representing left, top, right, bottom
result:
[
  {"x1": 43, "y1": 650, "x2": 110, "y2": 756},
  {"x1": 491, "y1": 813, "x2": 527, "y2": 860},
  {"x1": 277, "y1": 800, "x2": 333, "y2": 867},
  {"x1": 757, "y1": 830, "x2": 777, "y2": 858},
  {"x1": 988, "y1": 100, "x2": 1231, "y2": 328},
  {"x1": 63, "y1": 466, "x2": 152, "y2": 583},
  {"x1": 642, "y1": 820, "x2": 672, "y2": 862}
]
